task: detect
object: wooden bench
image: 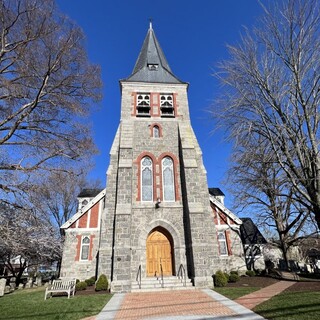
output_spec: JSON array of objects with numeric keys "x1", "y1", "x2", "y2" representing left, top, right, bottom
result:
[{"x1": 44, "y1": 278, "x2": 76, "y2": 300}]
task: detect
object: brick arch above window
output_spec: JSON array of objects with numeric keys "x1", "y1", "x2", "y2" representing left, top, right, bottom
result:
[
  {"x1": 150, "y1": 123, "x2": 163, "y2": 138},
  {"x1": 158, "y1": 153, "x2": 180, "y2": 202}
]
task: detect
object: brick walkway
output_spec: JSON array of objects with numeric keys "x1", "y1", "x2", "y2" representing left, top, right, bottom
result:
[
  {"x1": 235, "y1": 280, "x2": 296, "y2": 310},
  {"x1": 84, "y1": 280, "x2": 298, "y2": 320},
  {"x1": 114, "y1": 290, "x2": 235, "y2": 319},
  {"x1": 95, "y1": 289, "x2": 265, "y2": 320}
]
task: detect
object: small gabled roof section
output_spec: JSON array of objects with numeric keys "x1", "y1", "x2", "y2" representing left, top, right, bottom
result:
[
  {"x1": 240, "y1": 218, "x2": 267, "y2": 245},
  {"x1": 78, "y1": 188, "x2": 103, "y2": 198},
  {"x1": 209, "y1": 188, "x2": 225, "y2": 197},
  {"x1": 61, "y1": 188, "x2": 106, "y2": 230},
  {"x1": 209, "y1": 193, "x2": 242, "y2": 225},
  {"x1": 124, "y1": 22, "x2": 185, "y2": 84}
]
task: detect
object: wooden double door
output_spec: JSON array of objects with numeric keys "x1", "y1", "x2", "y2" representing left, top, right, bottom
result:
[{"x1": 146, "y1": 228, "x2": 173, "y2": 277}]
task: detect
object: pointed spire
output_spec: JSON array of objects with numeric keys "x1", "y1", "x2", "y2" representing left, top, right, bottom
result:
[{"x1": 125, "y1": 23, "x2": 184, "y2": 84}]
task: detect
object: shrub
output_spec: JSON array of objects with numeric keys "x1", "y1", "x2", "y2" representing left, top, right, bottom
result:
[
  {"x1": 224, "y1": 272, "x2": 230, "y2": 282},
  {"x1": 246, "y1": 270, "x2": 256, "y2": 277},
  {"x1": 229, "y1": 273, "x2": 240, "y2": 283},
  {"x1": 75, "y1": 281, "x2": 87, "y2": 291},
  {"x1": 85, "y1": 276, "x2": 96, "y2": 286},
  {"x1": 95, "y1": 274, "x2": 108, "y2": 291},
  {"x1": 214, "y1": 270, "x2": 228, "y2": 287},
  {"x1": 230, "y1": 270, "x2": 239, "y2": 275},
  {"x1": 76, "y1": 279, "x2": 80, "y2": 284}
]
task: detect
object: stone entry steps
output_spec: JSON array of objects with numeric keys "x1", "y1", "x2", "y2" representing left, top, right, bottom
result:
[{"x1": 131, "y1": 276, "x2": 194, "y2": 292}]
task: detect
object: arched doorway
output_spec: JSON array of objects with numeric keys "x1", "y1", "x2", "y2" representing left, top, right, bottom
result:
[{"x1": 146, "y1": 227, "x2": 174, "y2": 277}]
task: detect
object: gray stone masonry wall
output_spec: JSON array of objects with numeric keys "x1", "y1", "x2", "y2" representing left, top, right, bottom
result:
[
  {"x1": 178, "y1": 120, "x2": 220, "y2": 287},
  {"x1": 0, "y1": 278, "x2": 6, "y2": 297},
  {"x1": 98, "y1": 127, "x2": 120, "y2": 284},
  {"x1": 96, "y1": 80, "x2": 245, "y2": 292},
  {"x1": 60, "y1": 229, "x2": 100, "y2": 281},
  {"x1": 212, "y1": 229, "x2": 247, "y2": 274}
]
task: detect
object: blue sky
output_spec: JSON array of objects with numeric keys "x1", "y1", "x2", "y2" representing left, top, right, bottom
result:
[{"x1": 56, "y1": 0, "x2": 265, "y2": 209}]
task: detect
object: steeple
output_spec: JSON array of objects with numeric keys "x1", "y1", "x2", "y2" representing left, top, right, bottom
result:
[{"x1": 126, "y1": 24, "x2": 184, "y2": 84}]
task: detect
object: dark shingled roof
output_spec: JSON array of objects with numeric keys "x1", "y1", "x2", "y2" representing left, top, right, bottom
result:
[
  {"x1": 208, "y1": 188, "x2": 225, "y2": 197},
  {"x1": 240, "y1": 218, "x2": 267, "y2": 245},
  {"x1": 125, "y1": 24, "x2": 185, "y2": 84},
  {"x1": 78, "y1": 188, "x2": 103, "y2": 198}
]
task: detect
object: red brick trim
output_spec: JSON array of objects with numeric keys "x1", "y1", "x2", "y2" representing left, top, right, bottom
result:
[
  {"x1": 89, "y1": 235, "x2": 95, "y2": 261},
  {"x1": 78, "y1": 211, "x2": 88, "y2": 228},
  {"x1": 135, "y1": 152, "x2": 157, "y2": 201},
  {"x1": 158, "y1": 152, "x2": 180, "y2": 201},
  {"x1": 226, "y1": 230, "x2": 232, "y2": 255},
  {"x1": 151, "y1": 93, "x2": 160, "y2": 117},
  {"x1": 149, "y1": 123, "x2": 163, "y2": 138},
  {"x1": 75, "y1": 235, "x2": 82, "y2": 261},
  {"x1": 131, "y1": 92, "x2": 137, "y2": 116},
  {"x1": 173, "y1": 93, "x2": 178, "y2": 117},
  {"x1": 89, "y1": 202, "x2": 99, "y2": 228}
]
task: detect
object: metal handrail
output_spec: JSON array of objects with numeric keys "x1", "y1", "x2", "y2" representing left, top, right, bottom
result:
[
  {"x1": 160, "y1": 263, "x2": 164, "y2": 288},
  {"x1": 136, "y1": 265, "x2": 141, "y2": 289},
  {"x1": 177, "y1": 264, "x2": 186, "y2": 287}
]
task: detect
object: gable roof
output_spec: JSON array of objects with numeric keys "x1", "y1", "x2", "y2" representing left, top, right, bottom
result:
[
  {"x1": 209, "y1": 194, "x2": 242, "y2": 225},
  {"x1": 209, "y1": 188, "x2": 225, "y2": 197},
  {"x1": 61, "y1": 188, "x2": 106, "y2": 230},
  {"x1": 78, "y1": 188, "x2": 103, "y2": 198},
  {"x1": 240, "y1": 218, "x2": 267, "y2": 245},
  {"x1": 124, "y1": 23, "x2": 185, "y2": 84}
]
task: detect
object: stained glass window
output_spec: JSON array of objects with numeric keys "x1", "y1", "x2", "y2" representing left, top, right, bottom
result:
[
  {"x1": 153, "y1": 125, "x2": 160, "y2": 138},
  {"x1": 218, "y1": 232, "x2": 228, "y2": 256},
  {"x1": 162, "y1": 157, "x2": 175, "y2": 201},
  {"x1": 81, "y1": 236, "x2": 90, "y2": 260},
  {"x1": 141, "y1": 157, "x2": 153, "y2": 201}
]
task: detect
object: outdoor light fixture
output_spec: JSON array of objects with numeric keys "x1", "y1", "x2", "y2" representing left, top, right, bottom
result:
[{"x1": 155, "y1": 197, "x2": 161, "y2": 208}]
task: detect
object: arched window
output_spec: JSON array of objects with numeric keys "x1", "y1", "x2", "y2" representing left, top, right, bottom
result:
[
  {"x1": 141, "y1": 157, "x2": 153, "y2": 201},
  {"x1": 80, "y1": 236, "x2": 90, "y2": 260},
  {"x1": 218, "y1": 232, "x2": 228, "y2": 256},
  {"x1": 153, "y1": 125, "x2": 160, "y2": 138},
  {"x1": 162, "y1": 157, "x2": 175, "y2": 201}
]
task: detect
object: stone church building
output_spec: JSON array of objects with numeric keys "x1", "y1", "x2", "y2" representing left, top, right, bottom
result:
[{"x1": 60, "y1": 25, "x2": 246, "y2": 292}]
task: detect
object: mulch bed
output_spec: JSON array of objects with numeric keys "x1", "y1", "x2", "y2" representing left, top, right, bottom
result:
[
  {"x1": 226, "y1": 276, "x2": 279, "y2": 288},
  {"x1": 283, "y1": 280, "x2": 320, "y2": 292},
  {"x1": 75, "y1": 286, "x2": 110, "y2": 295},
  {"x1": 225, "y1": 275, "x2": 320, "y2": 293}
]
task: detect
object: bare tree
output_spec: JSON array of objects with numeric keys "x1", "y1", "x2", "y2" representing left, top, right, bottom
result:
[
  {"x1": 0, "y1": 203, "x2": 61, "y2": 285},
  {"x1": 0, "y1": 0, "x2": 102, "y2": 207},
  {"x1": 215, "y1": 0, "x2": 320, "y2": 229},
  {"x1": 230, "y1": 139, "x2": 317, "y2": 270},
  {"x1": 30, "y1": 170, "x2": 102, "y2": 233}
]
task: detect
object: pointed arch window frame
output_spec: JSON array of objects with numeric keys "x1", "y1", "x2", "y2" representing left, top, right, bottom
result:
[
  {"x1": 217, "y1": 231, "x2": 228, "y2": 256},
  {"x1": 141, "y1": 156, "x2": 154, "y2": 202},
  {"x1": 161, "y1": 156, "x2": 175, "y2": 202},
  {"x1": 80, "y1": 236, "x2": 90, "y2": 261}
]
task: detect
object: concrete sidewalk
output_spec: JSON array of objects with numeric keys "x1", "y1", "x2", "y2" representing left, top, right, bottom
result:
[{"x1": 95, "y1": 289, "x2": 265, "y2": 320}]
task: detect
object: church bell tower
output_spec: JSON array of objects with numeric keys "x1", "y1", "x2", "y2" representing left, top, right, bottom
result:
[{"x1": 98, "y1": 23, "x2": 219, "y2": 292}]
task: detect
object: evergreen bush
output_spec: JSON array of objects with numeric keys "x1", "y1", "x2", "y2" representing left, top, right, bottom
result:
[
  {"x1": 85, "y1": 276, "x2": 96, "y2": 286},
  {"x1": 95, "y1": 274, "x2": 108, "y2": 291},
  {"x1": 246, "y1": 270, "x2": 256, "y2": 277},
  {"x1": 75, "y1": 281, "x2": 87, "y2": 291},
  {"x1": 224, "y1": 272, "x2": 230, "y2": 282},
  {"x1": 230, "y1": 270, "x2": 239, "y2": 275},
  {"x1": 229, "y1": 273, "x2": 240, "y2": 282},
  {"x1": 214, "y1": 270, "x2": 228, "y2": 287}
]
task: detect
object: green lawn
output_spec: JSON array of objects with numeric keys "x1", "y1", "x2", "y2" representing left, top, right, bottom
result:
[
  {"x1": 254, "y1": 291, "x2": 320, "y2": 320},
  {"x1": 0, "y1": 288, "x2": 112, "y2": 320},
  {"x1": 214, "y1": 286, "x2": 260, "y2": 300}
]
